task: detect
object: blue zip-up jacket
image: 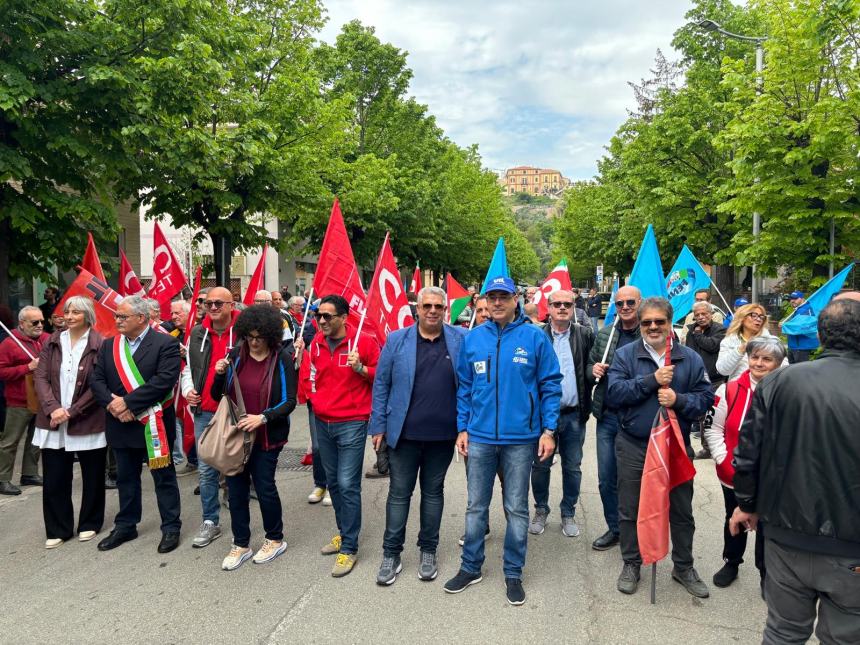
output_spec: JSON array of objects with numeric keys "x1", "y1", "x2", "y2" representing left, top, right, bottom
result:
[
  {"x1": 457, "y1": 314, "x2": 562, "y2": 445},
  {"x1": 786, "y1": 302, "x2": 819, "y2": 351}
]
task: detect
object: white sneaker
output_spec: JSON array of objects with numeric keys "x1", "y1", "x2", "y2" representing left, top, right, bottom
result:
[
  {"x1": 78, "y1": 530, "x2": 97, "y2": 542},
  {"x1": 322, "y1": 492, "x2": 332, "y2": 506},
  {"x1": 45, "y1": 538, "x2": 64, "y2": 549},
  {"x1": 308, "y1": 487, "x2": 326, "y2": 504},
  {"x1": 252, "y1": 539, "x2": 288, "y2": 564},
  {"x1": 222, "y1": 545, "x2": 254, "y2": 571}
]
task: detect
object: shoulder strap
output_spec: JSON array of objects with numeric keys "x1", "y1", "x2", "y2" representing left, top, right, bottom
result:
[
  {"x1": 228, "y1": 355, "x2": 247, "y2": 416},
  {"x1": 724, "y1": 380, "x2": 741, "y2": 419}
]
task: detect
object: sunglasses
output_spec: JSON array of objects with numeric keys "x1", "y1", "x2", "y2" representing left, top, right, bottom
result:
[
  {"x1": 615, "y1": 299, "x2": 638, "y2": 309},
  {"x1": 747, "y1": 312, "x2": 766, "y2": 321},
  {"x1": 315, "y1": 312, "x2": 339, "y2": 322},
  {"x1": 550, "y1": 301, "x2": 573, "y2": 309},
  {"x1": 196, "y1": 298, "x2": 205, "y2": 304},
  {"x1": 114, "y1": 313, "x2": 142, "y2": 321},
  {"x1": 203, "y1": 300, "x2": 228, "y2": 310},
  {"x1": 27, "y1": 320, "x2": 45, "y2": 326},
  {"x1": 639, "y1": 318, "x2": 668, "y2": 328},
  {"x1": 421, "y1": 303, "x2": 445, "y2": 311}
]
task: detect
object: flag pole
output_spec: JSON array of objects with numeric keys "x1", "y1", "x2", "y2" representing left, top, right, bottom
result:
[
  {"x1": 297, "y1": 287, "x2": 314, "y2": 341},
  {"x1": 0, "y1": 321, "x2": 35, "y2": 360},
  {"x1": 709, "y1": 279, "x2": 733, "y2": 317},
  {"x1": 651, "y1": 564, "x2": 657, "y2": 604},
  {"x1": 351, "y1": 307, "x2": 368, "y2": 354},
  {"x1": 594, "y1": 318, "x2": 618, "y2": 383},
  {"x1": 468, "y1": 307, "x2": 477, "y2": 330}
]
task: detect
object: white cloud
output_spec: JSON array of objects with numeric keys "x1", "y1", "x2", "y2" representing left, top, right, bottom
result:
[{"x1": 320, "y1": 0, "x2": 691, "y2": 179}]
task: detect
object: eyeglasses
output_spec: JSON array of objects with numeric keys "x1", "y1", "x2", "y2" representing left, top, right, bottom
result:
[
  {"x1": 421, "y1": 303, "x2": 445, "y2": 311},
  {"x1": 486, "y1": 293, "x2": 513, "y2": 302},
  {"x1": 315, "y1": 312, "x2": 337, "y2": 322},
  {"x1": 26, "y1": 320, "x2": 45, "y2": 326},
  {"x1": 246, "y1": 334, "x2": 265, "y2": 343},
  {"x1": 253, "y1": 299, "x2": 271, "y2": 305},
  {"x1": 196, "y1": 298, "x2": 205, "y2": 304},
  {"x1": 615, "y1": 299, "x2": 638, "y2": 309},
  {"x1": 639, "y1": 318, "x2": 668, "y2": 328},
  {"x1": 747, "y1": 312, "x2": 766, "y2": 321},
  {"x1": 550, "y1": 302, "x2": 573, "y2": 309},
  {"x1": 114, "y1": 313, "x2": 142, "y2": 321},
  {"x1": 203, "y1": 300, "x2": 228, "y2": 310}
]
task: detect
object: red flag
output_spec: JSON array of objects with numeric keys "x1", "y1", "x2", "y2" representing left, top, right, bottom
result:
[
  {"x1": 313, "y1": 199, "x2": 373, "y2": 335},
  {"x1": 55, "y1": 267, "x2": 124, "y2": 336},
  {"x1": 174, "y1": 266, "x2": 201, "y2": 455},
  {"x1": 637, "y1": 339, "x2": 696, "y2": 565},
  {"x1": 82, "y1": 232, "x2": 106, "y2": 282},
  {"x1": 242, "y1": 246, "x2": 268, "y2": 306},
  {"x1": 148, "y1": 222, "x2": 188, "y2": 319},
  {"x1": 119, "y1": 250, "x2": 145, "y2": 296},
  {"x1": 365, "y1": 233, "x2": 414, "y2": 344},
  {"x1": 409, "y1": 265, "x2": 422, "y2": 293},
  {"x1": 534, "y1": 259, "x2": 573, "y2": 321}
]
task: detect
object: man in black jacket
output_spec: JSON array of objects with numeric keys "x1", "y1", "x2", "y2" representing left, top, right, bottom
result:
[
  {"x1": 684, "y1": 300, "x2": 726, "y2": 459},
  {"x1": 90, "y1": 295, "x2": 182, "y2": 553},
  {"x1": 528, "y1": 290, "x2": 593, "y2": 538},
  {"x1": 730, "y1": 299, "x2": 860, "y2": 644}
]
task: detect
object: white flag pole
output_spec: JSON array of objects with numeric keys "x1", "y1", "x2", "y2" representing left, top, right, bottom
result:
[
  {"x1": 0, "y1": 321, "x2": 35, "y2": 360},
  {"x1": 594, "y1": 317, "x2": 618, "y2": 384}
]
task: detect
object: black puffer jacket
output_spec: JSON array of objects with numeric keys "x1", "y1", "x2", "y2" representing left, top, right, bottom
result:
[
  {"x1": 684, "y1": 322, "x2": 726, "y2": 385},
  {"x1": 733, "y1": 349, "x2": 860, "y2": 558}
]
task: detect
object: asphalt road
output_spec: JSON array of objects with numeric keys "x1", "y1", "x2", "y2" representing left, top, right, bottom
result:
[{"x1": 0, "y1": 406, "x2": 773, "y2": 644}]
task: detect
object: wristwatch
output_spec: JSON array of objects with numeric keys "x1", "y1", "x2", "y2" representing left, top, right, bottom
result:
[
  {"x1": 542, "y1": 429, "x2": 556, "y2": 439},
  {"x1": 259, "y1": 414, "x2": 268, "y2": 425}
]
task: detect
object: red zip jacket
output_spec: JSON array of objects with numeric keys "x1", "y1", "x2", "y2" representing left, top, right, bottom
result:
[
  {"x1": 299, "y1": 324, "x2": 379, "y2": 423},
  {"x1": 0, "y1": 329, "x2": 49, "y2": 407}
]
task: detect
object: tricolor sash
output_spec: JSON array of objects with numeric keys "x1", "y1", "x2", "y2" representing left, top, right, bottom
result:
[{"x1": 112, "y1": 335, "x2": 171, "y2": 469}]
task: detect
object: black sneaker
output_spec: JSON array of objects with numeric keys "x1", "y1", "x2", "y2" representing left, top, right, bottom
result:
[
  {"x1": 592, "y1": 530, "x2": 620, "y2": 551},
  {"x1": 712, "y1": 563, "x2": 739, "y2": 588},
  {"x1": 505, "y1": 578, "x2": 525, "y2": 605},
  {"x1": 672, "y1": 566, "x2": 710, "y2": 598},
  {"x1": 617, "y1": 562, "x2": 641, "y2": 594},
  {"x1": 443, "y1": 569, "x2": 483, "y2": 594}
]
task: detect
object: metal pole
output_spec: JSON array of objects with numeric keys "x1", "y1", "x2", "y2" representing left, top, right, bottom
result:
[
  {"x1": 829, "y1": 217, "x2": 835, "y2": 279},
  {"x1": 751, "y1": 43, "x2": 764, "y2": 303}
]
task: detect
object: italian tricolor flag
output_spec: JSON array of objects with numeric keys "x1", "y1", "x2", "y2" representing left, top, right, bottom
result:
[
  {"x1": 534, "y1": 258, "x2": 573, "y2": 320},
  {"x1": 446, "y1": 273, "x2": 470, "y2": 323}
]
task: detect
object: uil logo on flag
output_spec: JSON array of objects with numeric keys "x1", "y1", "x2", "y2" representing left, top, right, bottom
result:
[{"x1": 666, "y1": 268, "x2": 696, "y2": 300}]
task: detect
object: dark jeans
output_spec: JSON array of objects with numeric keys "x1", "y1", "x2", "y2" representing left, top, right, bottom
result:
[
  {"x1": 382, "y1": 438, "x2": 455, "y2": 557},
  {"x1": 226, "y1": 446, "x2": 283, "y2": 548},
  {"x1": 720, "y1": 484, "x2": 766, "y2": 578},
  {"x1": 616, "y1": 432, "x2": 695, "y2": 569},
  {"x1": 307, "y1": 403, "x2": 326, "y2": 488},
  {"x1": 531, "y1": 409, "x2": 585, "y2": 517},
  {"x1": 461, "y1": 441, "x2": 533, "y2": 579},
  {"x1": 763, "y1": 538, "x2": 860, "y2": 645},
  {"x1": 42, "y1": 447, "x2": 106, "y2": 540},
  {"x1": 113, "y1": 446, "x2": 181, "y2": 534},
  {"x1": 316, "y1": 419, "x2": 367, "y2": 555},
  {"x1": 596, "y1": 411, "x2": 619, "y2": 534}
]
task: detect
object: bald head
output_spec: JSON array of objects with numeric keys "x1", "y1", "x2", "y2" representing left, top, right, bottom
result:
[
  {"x1": 204, "y1": 286, "x2": 234, "y2": 327},
  {"x1": 615, "y1": 285, "x2": 642, "y2": 329},
  {"x1": 834, "y1": 291, "x2": 860, "y2": 303}
]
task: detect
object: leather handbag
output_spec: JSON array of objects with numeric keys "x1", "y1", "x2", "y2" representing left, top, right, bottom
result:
[{"x1": 197, "y1": 360, "x2": 255, "y2": 476}]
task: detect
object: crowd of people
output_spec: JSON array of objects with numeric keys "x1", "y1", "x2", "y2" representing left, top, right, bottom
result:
[{"x1": 0, "y1": 275, "x2": 857, "y2": 641}]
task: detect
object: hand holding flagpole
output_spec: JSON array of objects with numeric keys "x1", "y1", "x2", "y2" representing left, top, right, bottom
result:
[{"x1": 594, "y1": 318, "x2": 618, "y2": 383}]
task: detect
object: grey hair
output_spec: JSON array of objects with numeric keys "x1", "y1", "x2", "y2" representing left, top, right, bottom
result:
[
  {"x1": 146, "y1": 298, "x2": 161, "y2": 315},
  {"x1": 745, "y1": 336, "x2": 787, "y2": 363},
  {"x1": 638, "y1": 296, "x2": 673, "y2": 322},
  {"x1": 287, "y1": 296, "x2": 305, "y2": 308},
  {"x1": 121, "y1": 295, "x2": 151, "y2": 317},
  {"x1": 63, "y1": 296, "x2": 96, "y2": 327},
  {"x1": 172, "y1": 300, "x2": 192, "y2": 314},
  {"x1": 417, "y1": 286, "x2": 446, "y2": 304},
  {"x1": 18, "y1": 305, "x2": 42, "y2": 322},
  {"x1": 692, "y1": 301, "x2": 714, "y2": 314}
]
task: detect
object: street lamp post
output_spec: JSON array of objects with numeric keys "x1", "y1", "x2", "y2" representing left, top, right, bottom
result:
[{"x1": 697, "y1": 19, "x2": 766, "y2": 303}]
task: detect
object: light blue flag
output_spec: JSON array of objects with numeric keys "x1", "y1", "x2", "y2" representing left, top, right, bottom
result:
[
  {"x1": 603, "y1": 277, "x2": 620, "y2": 327},
  {"x1": 480, "y1": 237, "x2": 510, "y2": 294},
  {"x1": 665, "y1": 245, "x2": 713, "y2": 323},
  {"x1": 603, "y1": 225, "x2": 666, "y2": 326},
  {"x1": 782, "y1": 263, "x2": 855, "y2": 337}
]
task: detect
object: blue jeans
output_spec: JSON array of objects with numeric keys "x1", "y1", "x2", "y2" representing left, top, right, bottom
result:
[
  {"x1": 172, "y1": 420, "x2": 185, "y2": 463},
  {"x1": 590, "y1": 316, "x2": 600, "y2": 334},
  {"x1": 226, "y1": 446, "x2": 283, "y2": 548},
  {"x1": 461, "y1": 441, "x2": 533, "y2": 579},
  {"x1": 315, "y1": 419, "x2": 367, "y2": 554},
  {"x1": 382, "y1": 439, "x2": 455, "y2": 557},
  {"x1": 307, "y1": 403, "x2": 326, "y2": 488},
  {"x1": 596, "y1": 411, "x2": 619, "y2": 534},
  {"x1": 531, "y1": 410, "x2": 585, "y2": 517},
  {"x1": 194, "y1": 410, "x2": 220, "y2": 524}
]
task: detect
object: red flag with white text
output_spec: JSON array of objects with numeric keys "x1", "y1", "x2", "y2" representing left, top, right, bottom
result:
[
  {"x1": 148, "y1": 222, "x2": 188, "y2": 319},
  {"x1": 242, "y1": 246, "x2": 267, "y2": 306},
  {"x1": 365, "y1": 233, "x2": 414, "y2": 344},
  {"x1": 57, "y1": 267, "x2": 124, "y2": 336},
  {"x1": 119, "y1": 250, "x2": 145, "y2": 296},
  {"x1": 534, "y1": 258, "x2": 573, "y2": 321}
]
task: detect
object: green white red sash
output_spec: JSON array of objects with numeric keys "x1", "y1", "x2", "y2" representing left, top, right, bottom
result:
[{"x1": 112, "y1": 335, "x2": 171, "y2": 469}]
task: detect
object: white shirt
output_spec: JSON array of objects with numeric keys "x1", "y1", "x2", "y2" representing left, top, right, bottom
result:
[
  {"x1": 642, "y1": 337, "x2": 670, "y2": 366},
  {"x1": 32, "y1": 330, "x2": 107, "y2": 451}
]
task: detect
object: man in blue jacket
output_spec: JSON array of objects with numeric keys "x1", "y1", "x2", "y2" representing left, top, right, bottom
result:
[
  {"x1": 444, "y1": 276, "x2": 562, "y2": 606},
  {"x1": 368, "y1": 287, "x2": 466, "y2": 586},
  {"x1": 784, "y1": 291, "x2": 819, "y2": 363},
  {"x1": 607, "y1": 297, "x2": 714, "y2": 599}
]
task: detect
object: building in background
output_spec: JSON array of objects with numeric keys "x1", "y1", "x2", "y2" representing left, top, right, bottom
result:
[{"x1": 504, "y1": 166, "x2": 570, "y2": 197}]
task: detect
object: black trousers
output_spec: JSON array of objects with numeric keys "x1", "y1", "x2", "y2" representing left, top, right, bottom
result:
[
  {"x1": 42, "y1": 447, "x2": 107, "y2": 540},
  {"x1": 721, "y1": 484, "x2": 766, "y2": 578},
  {"x1": 113, "y1": 446, "x2": 181, "y2": 534}
]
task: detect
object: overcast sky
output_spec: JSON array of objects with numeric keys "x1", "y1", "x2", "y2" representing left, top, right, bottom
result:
[{"x1": 320, "y1": 0, "x2": 692, "y2": 180}]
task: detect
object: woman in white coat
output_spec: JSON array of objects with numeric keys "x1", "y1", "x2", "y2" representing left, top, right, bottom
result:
[{"x1": 716, "y1": 303, "x2": 787, "y2": 381}]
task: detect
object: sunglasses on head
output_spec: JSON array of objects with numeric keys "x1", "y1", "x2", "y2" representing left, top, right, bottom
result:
[
  {"x1": 550, "y1": 301, "x2": 573, "y2": 309},
  {"x1": 615, "y1": 299, "x2": 638, "y2": 309},
  {"x1": 639, "y1": 318, "x2": 668, "y2": 328}
]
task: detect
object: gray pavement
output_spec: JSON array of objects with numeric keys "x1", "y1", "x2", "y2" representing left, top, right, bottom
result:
[{"x1": 0, "y1": 406, "x2": 771, "y2": 644}]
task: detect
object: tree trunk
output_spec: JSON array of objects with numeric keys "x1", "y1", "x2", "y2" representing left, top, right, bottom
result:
[
  {"x1": 211, "y1": 231, "x2": 232, "y2": 288},
  {"x1": 712, "y1": 264, "x2": 735, "y2": 313}
]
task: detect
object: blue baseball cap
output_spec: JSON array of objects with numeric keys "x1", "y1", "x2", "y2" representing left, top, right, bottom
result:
[
  {"x1": 483, "y1": 276, "x2": 516, "y2": 294},
  {"x1": 734, "y1": 297, "x2": 749, "y2": 308},
  {"x1": 789, "y1": 290, "x2": 804, "y2": 299}
]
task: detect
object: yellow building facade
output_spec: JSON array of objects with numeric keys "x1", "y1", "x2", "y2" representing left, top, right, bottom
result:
[{"x1": 504, "y1": 166, "x2": 569, "y2": 196}]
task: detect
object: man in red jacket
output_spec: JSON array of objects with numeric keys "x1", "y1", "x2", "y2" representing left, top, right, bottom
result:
[
  {"x1": 0, "y1": 306, "x2": 49, "y2": 494},
  {"x1": 299, "y1": 294, "x2": 379, "y2": 578}
]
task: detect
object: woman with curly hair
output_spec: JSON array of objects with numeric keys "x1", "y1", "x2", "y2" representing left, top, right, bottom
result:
[
  {"x1": 716, "y1": 303, "x2": 786, "y2": 381},
  {"x1": 211, "y1": 305, "x2": 297, "y2": 570}
]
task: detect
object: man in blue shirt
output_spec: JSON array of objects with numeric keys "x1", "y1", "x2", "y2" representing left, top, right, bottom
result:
[
  {"x1": 444, "y1": 276, "x2": 562, "y2": 606},
  {"x1": 785, "y1": 291, "x2": 819, "y2": 363},
  {"x1": 369, "y1": 287, "x2": 466, "y2": 586}
]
